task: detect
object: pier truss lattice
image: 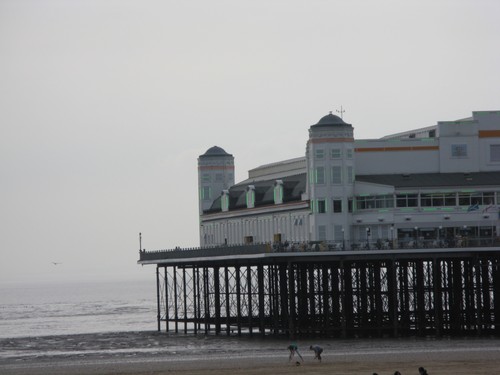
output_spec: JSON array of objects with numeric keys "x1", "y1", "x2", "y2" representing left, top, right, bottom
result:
[{"x1": 146, "y1": 247, "x2": 500, "y2": 338}]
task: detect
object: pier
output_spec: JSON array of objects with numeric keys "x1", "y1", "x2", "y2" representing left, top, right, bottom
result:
[{"x1": 138, "y1": 243, "x2": 500, "y2": 338}]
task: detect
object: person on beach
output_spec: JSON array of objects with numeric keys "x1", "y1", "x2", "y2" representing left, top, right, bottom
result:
[
  {"x1": 287, "y1": 343, "x2": 304, "y2": 362},
  {"x1": 419, "y1": 367, "x2": 428, "y2": 375},
  {"x1": 309, "y1": 344, "x2": 323, "y2": 362}
]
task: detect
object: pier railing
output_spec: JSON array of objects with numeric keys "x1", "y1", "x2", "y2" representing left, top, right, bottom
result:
[
  {"x1": 139, "y1": 243, "x2": 271, "y2": 261},
  {"x1": 138, "y1": 237, "x2": 500, "y2": 262}
]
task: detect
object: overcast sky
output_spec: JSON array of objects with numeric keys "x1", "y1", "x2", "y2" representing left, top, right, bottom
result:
[{"x1": 1, "y1": 0, "x2": 499, "y2": 284}]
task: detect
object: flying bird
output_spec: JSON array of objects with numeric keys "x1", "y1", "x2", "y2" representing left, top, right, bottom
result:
[{"x1": 51, "y1": 262, "x2": 62, "y2": 265}]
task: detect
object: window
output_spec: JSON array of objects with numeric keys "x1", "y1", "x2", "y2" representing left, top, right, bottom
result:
[
  {"x1": 201, "y1": 186, "x2": 211, "y2": 200},
  {"x1": 333, "y1": 199, "x2": 342, "y2": 213},
  {"x1": 396, "y1": 194, "x2": 418, "y2": 207},
  {"x1": 317, "y1": 199, "x2": 327, "y2": 213},
  {"x1": 420, "y1": 193, "x2": 456, "y2": 207},
  {"x1": 347, "y1": 166, "x2": 354, "y2": 183},
  {"x1": 221, "y1": 193, "x2": 229, "y2": 211},
  {"x1": 490, "y1": 145, "x2": 500, "y2": 162},
  {"x1": 356, "y1": 195, "x2": 394, "y2": 210},
  {"x1": 315, "y1": 149, "x2": 325, "y2": 159},
  {"x1": 458, "y1": 191, "x2": 495, "y2": 207},
  {"x1": 348, "y1": 198, "x2": 354, "y2": 213},
  {"x1": 215, "y1": 173, "x2": 223, "y2": 182},
  {"x1": 201, "y1": 174, "x2": 211, "y2": 183},
  {"x1": 334, "y1": 225, "x2": 343, "y2": 241},
  {"x1": 331, "y1": 149, "x2": 341, "y2": 158},
  {"x1": 316, "y1": 167, "x2": 325, "y2": 184},
  {"x1": 347, "y1": 149, "x2": 353, "y2": 159},
  {"x1": 246, "y1": 189, "x2": 255, "y2": 207},
  {"x1": 318, "y1": 225, "x2": 326, "y2": 241},
  {"x1": 451, "y1": 144, "x2": 467, "y2": 157},
  {"x1": 274, "y1": 184, "x2": 284, "y2": 204},
  {"x1": 331, "y1": 166, "x2": 342, "y2": 184}
]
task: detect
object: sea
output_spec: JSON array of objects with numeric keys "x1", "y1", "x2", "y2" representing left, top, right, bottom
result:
[
  {"x1": 1, "y1": 278, "x2": 500, "y2": 374},
  {"x1": 0, "y1": 279, "x2": 157, "y2": 339},
  {"x1": 0, "y1": 279, "x2": 297, "y2": 366}
]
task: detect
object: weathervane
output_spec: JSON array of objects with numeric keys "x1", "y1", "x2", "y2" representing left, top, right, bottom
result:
[{"x1": 336, "y1": 106, "x2": 345, "y2": 119}]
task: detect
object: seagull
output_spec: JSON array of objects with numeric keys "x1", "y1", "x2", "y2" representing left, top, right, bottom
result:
[{"x1": 51, "y1": 262, "x2": 62, "y2": 265}]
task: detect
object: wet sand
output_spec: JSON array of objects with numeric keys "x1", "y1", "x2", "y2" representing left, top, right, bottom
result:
[{"x1": 1, "y1": 332, "x2": 499, "y2": 375}]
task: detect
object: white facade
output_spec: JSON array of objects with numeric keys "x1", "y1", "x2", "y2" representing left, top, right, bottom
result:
[{"x1": 198, "y1": 111, "x2": 500, "y2": 249}]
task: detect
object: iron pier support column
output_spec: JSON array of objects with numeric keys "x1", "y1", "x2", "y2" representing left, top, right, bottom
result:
[
  {"x1": 388, "y1": 259, "x2": 398, "y2": 337},
  {"x1": 203, "y1": 267, "x2": 210, "y2": 334},
  {"x1": 258, "y1": 265, "x2": 265, "y2": 336},
  {"x1": 322, "y1": 264, "x2": 330, "y2": 336},
  {"x1": 164, "y1": 267, "x2": 169, "y2": 332},
  {"x1": 288, "y1": 262, "x2": 297, "y2": 339},
  {"x1": 475, "y1": 257, "x2": 483, "y2": 334},
  {"x1": 307, "y1": 264, "x2": 316, "y2": 335},
  {"x1": 225, "y1": 267, "x2": 231, "y2": 336},
  {"x1": 331, "y1": 263, "x2": 340, "y2": 336},
  {"x1": 183, "y1": 267, "x2": 188, "y2": 334},
  {"x1": 197, "y1": 266, "x2": 202, "y2": 333},
  {"x1": 173, "y1": 265, "x2": 178, "y2": 333},
  {"x1": 247, "y1": 266, "x2": 253, "y2": 336},
  {"x1": 236, "y1": 266, "x2": 242, "y2": 336},
  {"x1": 193, "y1": 266, "x2": 198, "y2": 334},
  {"x1": 451, "y1": 260, "x2": 463, "y2": 334},
  {"x1": 433, "y1": 258, "x2": 442, "y2": 337},
  {"x1": 415, "y1": 260, "x2": 425, "y2": 336},
  {"x1": 342, "y1": 261, "x2": 353, "y2": 338},
  {"x1": 359, "y1": 264, "x2": 368, "y2": 337},
  {"x1": 275, "y1": 264, "x2": 283, "y2": 334},
  {"x1": 279, "y1": 264, "x2": 289, "y2": 335},
  {"x1": 494, "y1": 256, "x2": 500, "y2": 335},
  {"x1": 373, "y1": 264, "x2": 383, "y2": 337},
  {"x1": 214, "y1": 267, "x2": 221, "y2": 335},
  {"x1": 481, "y1": 259, "x2": 492, "y2": 331},
  {"x1": 156, "y1": 265, "x2": 161, "y2": 332}
]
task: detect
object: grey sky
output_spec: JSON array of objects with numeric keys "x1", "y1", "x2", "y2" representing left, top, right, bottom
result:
[{"x1": 1, "y1": 0, "x2": 499, "y2": 284}]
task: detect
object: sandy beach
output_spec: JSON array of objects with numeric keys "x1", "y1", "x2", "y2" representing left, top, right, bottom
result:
[
  {"x1": 2, "y1": 351, "x2": 500, "y2": 375},
  {"x1": 1, "y1": 332, "x2": 500, "y2": 375}
]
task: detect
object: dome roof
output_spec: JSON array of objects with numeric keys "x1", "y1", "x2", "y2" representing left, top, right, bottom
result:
[
  {"x1": 200, "y1": 146, "x2": 232, "y2": 158},
  {"x1": 311, "y1": 112, "x2": 350, "y2": 127}
]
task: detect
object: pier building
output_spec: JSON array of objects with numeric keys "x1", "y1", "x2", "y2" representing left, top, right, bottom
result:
[{"x1": 198, "y1": 110, "x2": 500, "y2": 250}]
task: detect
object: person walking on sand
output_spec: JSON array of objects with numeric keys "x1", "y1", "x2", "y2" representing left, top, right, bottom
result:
[
  {"x1": 287, "y1": 343, "x2": 304, "y2": 362},
  {"x1": 309, "y1": 345, "x2": 323, "y2": 362}
]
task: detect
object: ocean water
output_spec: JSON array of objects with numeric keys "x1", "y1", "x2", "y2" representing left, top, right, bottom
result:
[{"x1": 0, "y1": 279, "x2": 158, "y2": 339}]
